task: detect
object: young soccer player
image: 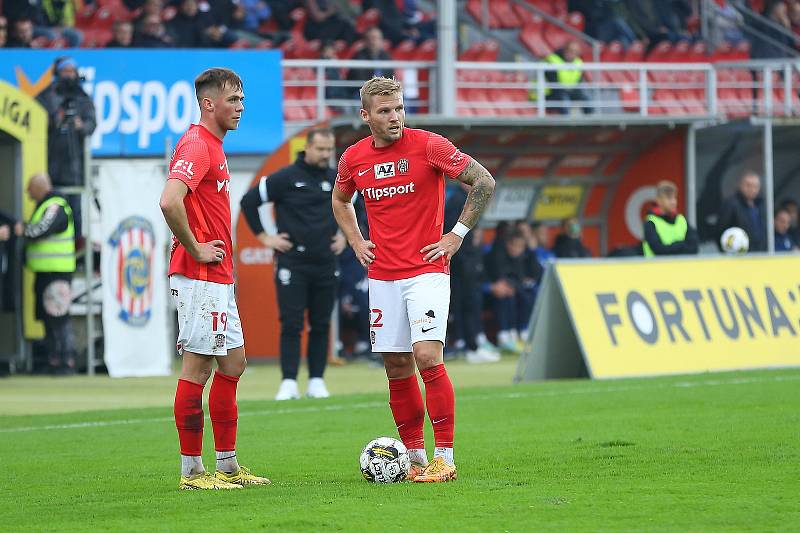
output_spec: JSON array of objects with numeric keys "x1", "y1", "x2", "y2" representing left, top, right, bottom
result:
[
  {"x1": 332, "y1": 77, "x2": 496, "y2": 482},
  {"x1": 159, "y1": 68, "x2": 270, "y2": 490}
]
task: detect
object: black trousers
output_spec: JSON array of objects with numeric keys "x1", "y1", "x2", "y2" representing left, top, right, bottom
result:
[
  {"x1": 35, "y1": 272, "x2": 75, "y2": 370},
  {"x1": 275, "y1": 258, "x2": 337, "y2": 380},
  {"x1": 449, "y1": 260, "x2": 482, "y2": 351}
]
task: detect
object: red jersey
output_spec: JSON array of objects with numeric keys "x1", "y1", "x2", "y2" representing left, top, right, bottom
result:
[
  {"x1": 167, "y1": 124, "x2": 234, "y2": 284},
  {"x1": 335, "y1": 127, "x2": 472, "y2": 281}
]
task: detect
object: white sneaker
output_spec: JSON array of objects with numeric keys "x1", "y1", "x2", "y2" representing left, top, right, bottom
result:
[
  {"x1": 466, "y1": 346, "x2": 501, "y2": 364},
  {"x1": 306, "y1": 377, "x2": 330, "y2": 399},
  {"x1": 275, "y1": 379, "x2": 300, "y2": 401}
]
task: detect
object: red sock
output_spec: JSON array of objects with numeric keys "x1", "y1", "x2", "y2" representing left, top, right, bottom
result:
[
  {"x1": 174, "y1": 379, "x2": 204, "y2": 456},
  {"x1": 420, "y1": 364, "x2": 455, "y2": 448},
  {"x1": 209, "y1": 371, "x2": 239, "y2": 452},
  {"x1": 388, "y1": 374, "x2": 425, "y2": 450}
]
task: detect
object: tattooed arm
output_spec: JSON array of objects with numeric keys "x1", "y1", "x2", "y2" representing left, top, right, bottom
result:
[
  {"x1": 452, "y1": 159, "x2": 496, "y2": 229},
  {"x1": 420, "y1": 158, "x2": 496, "y2": 262}
]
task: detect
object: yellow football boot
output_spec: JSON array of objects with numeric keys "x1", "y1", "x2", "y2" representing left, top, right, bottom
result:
[
  {"x1": 214, "y1": 466, "x2": 271, "y2": 486},
  {"x1": 179, "y1": 471, "x2": 242, "y2": 490},
  {"x1": 413, "y1": 457, "x2": 457, "y2": 483}
]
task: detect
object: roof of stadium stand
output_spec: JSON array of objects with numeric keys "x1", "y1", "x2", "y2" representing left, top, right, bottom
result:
[{"x1": 330, "y1": 115, "x2": 693, "y2": 183}]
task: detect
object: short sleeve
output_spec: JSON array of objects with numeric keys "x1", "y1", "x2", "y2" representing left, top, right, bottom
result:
[
  {"x1": 264, "y1": 173, "x2": 285, "y2": 203},
  {"x1": 335, "y1": 151, "x2": 357, "y2": 196},
  {"x1": 426, "y1": 132, "x2": 472, "y2": 178},
  {"x1": 168, "y1": 140, "x2": 211, "y2": 192}
]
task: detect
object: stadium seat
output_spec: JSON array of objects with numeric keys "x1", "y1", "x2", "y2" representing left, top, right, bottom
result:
[
  {"x1": 600, "y1": 41, "x2": 624, "y2": 62},
  {"x1": 392, "y1": 40, "x2": 417, "y2": 60},
  {"x1": 412, "y1": 39, "x2": 437, "y2": 60},
  {"x1": 564, "y1": 11, "x2": 584, "y2": 32},
  {"x1": 466, "y1": 0, "x2": 501, "y2": 28},
  {"x1": 542, "y1": 22, "x2": 572, "y2": 52},
  {"x1": 519, "y1": 22, "x2": 551, "y2": 58},
  {"x1": 647, "y1": 41, "x2": 673, "y2": 62},
  {"x1": 523, "y1": 0, "x2": 567, "y2": 18},
  {"x1": 30, "y1": 36, "x2": 50, "y2": 48},
  {"x1": 623, "y1": 41, "x2": 645, "y2": 62}
]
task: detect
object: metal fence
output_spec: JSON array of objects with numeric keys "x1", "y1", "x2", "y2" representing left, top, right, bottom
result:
[{"x1": 283, "y1": 58, "x2": 800, "y2": 127}]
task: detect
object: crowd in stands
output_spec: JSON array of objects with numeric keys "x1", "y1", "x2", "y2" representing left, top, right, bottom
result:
[{"x1": 0, "y1": 0, "x2": 434, "y2": 50}]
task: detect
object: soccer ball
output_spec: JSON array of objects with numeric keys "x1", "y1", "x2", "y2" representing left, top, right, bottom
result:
[
  {"x1": 720, "y1": 227, "x2": 749, "y2": 254},
  {"x1": 359, "y1": 437, "x2": 410, "y2": 483}
]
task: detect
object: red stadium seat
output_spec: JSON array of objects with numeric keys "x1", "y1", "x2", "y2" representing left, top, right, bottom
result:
[
  {"x1": 519, "y1": 23, "x2": 551, "y2": 58},
  {"x1": 647, "y1": 41, "x2": 673, "y2": 62},
  {"x1": 565, "y1": 11, "x2": 584, "y2": 32},
  {"x1": 623, "y1": 40, "x2": 645, "y2": 62},
  {"x1": 493, "y1": 0, "x2": 522, "y2": 28},
  {"x1": 600, "y1": 41, "x2": 624, "y2": 62},
  {"x1": 466, "y1": 0, "x2": 501, "y2": 28},
  {"x1": 542, "y1": 22, "x2": 572, "y2": 52},
  {"x1": 392, "y1": 40, "x2": 417, "y2": 60},
  {"x1": 412, "y1": 39, "x2": 437, "y2": 60},
  {"x1": 523, "y1": 0, "x2": 567, "y2": 18}
]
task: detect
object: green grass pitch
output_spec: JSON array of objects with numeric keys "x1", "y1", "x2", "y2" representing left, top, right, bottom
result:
[{"x1": 1, "y1": 360, "x2": 798, "y2": 531}]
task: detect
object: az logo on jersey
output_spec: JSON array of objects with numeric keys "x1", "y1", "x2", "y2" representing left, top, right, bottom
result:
[{"x1": 374, "y1": 162, "x2": 395, "y2": 179}]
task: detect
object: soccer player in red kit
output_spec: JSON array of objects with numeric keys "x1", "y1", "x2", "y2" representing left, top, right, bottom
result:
[
  {"x1": 159, "y1": 68, "x2": 270, "y2": 490},
  {"x1": 332, "y1": 77, "x2": 496, "y2": 482}
]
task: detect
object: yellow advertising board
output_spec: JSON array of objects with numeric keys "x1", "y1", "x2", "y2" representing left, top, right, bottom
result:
[
  {"x1": 517, "y1": 256, "x2": 800, "y2": 381},
  {"x1": 0, "y1": 81, "x2": 48, "y2": 339},
  {"x1": 531, "y1": 184, "x2": 583, "y2": 220}
]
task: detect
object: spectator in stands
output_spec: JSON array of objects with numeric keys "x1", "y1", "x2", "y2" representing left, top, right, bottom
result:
[
  {"x1": 107, "y1": 21, "x2": 134, "y2": 47},
  {"x1": 347, "y1": 27, "x2": 394, "y2": 88},
  {"x1": 4, "y1": 0, "x2": 82, "y2": 47},
  {"x1": 6, "y1": 17, "x2": 33, "y2": 47},
  {"x1": 228, "y1": 0, "x2": 275, "y2": 44},
  {"x1": 134, "y1": 14, "x2": 174, "y2": 46},
  {"x1": 543, "y1": 40, "x2": 593, "y2": 115},
  {"x1": 304, "y1": 0, "x2": 359, "y2": 43},
  {"x1": 168, "y1": 0, "x2": 211, "y2": 47},
  {"x1": 778, "y1": 198, "x2": 800, "y2": 242},
  {"x1": 486, "y1": 229, "x2": 542, "y2": 352},
  {"x1": 642, "y1": 180, "x2": 698, "y2": 257},
  {"x1": 363, "y1": 0, "x2": 418, "y2": 46},
  {"x1": 774, "y1": 207, "x2": 799, "y2": 252},
  {"x1": 789, "y1": 0, "x2": 800, "y2": 38},
  {"x1": 320, "y1": 41, "x2": 350, "y2": 107},
  {"x1": 750, "y1": 0, "x2": 796, "y2": 58},
  {"x1": 624, "y1": 0, "x2": 690, "y2": 46},
  {"x1": 401, "y1": 0, "x2": 435, "y2": 42},
  {"x1": 36, "y1": 56, "x2": 96, "y2": 241},
  {"x1": 446, "y1": 183, "x2": 500, "y2": 364},
  {"x1": 529, "y1": 222, "x2": 555, "y2": 266},
  {"x1": 264, "y1": 0, "x2": 295, "y2": 32},
  {"x1": 570, "y1": 0, "x2": 636, "y2": 45},
  {"x1": 711, "y1": 0, "x2": 745, "y2": 46},
  {"x1": 716, "y1": 170, "x2": 766, "y2": 252},
  {"x1": 0, "y1": 16, "x2": 7, "y2": 47},
  {"x1": 553, "y1": 216, "x2": 592, "y2": 257}
]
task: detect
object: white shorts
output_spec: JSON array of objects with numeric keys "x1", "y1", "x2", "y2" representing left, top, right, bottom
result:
[
  {"x1": 368, "y1": 272, "x2": 450, "y2": 353},
  {"x1": 170, "y1": 274, "x2": 244, "y2": 356}
]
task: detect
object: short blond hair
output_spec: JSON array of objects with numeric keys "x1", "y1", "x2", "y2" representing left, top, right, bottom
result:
[{"x1": 360, "y1": 76, "x2": 403, "y2": 110}]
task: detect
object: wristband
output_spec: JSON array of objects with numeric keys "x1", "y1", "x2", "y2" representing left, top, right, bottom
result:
[{"x1": 451, "y1": 222, "x2": 470, "y2": 239}]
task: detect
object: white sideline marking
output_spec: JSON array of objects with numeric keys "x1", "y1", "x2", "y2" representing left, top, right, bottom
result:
[{"x1": 2, "y1": 374, "x2": 798, "y2": 434}]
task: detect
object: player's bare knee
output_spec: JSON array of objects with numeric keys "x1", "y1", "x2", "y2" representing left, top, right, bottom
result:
[
  {"x1": 383, "y1": 354, "x2": 415, "y2": 379},
  {"x1": 413, "y1": 343, "x2": 444, "y2": 370}
]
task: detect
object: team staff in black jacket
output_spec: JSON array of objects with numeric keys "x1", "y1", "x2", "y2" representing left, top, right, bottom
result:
[{"x1": 240, "y1": 129, "x2": 346, "y2": 400}]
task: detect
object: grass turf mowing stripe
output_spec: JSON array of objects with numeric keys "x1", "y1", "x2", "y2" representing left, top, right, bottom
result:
[{"x1": 3, "y1": 371, "x2": 798, "y2": 434}]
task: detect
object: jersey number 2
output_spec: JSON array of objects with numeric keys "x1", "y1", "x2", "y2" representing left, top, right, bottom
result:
[{"x1": 371, "y1": 309, "x2": 383, "y2": 328}]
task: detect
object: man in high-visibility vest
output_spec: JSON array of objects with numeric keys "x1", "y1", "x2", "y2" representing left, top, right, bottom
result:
[
  {"x1": 642, "y1": 180, "x2": 698, "y2": 257},
  {"x1": 544, "y1": 40, "x2": 593, "y2": 115},
  {"x1": 15, "y1": 173, "x2": 77, "y2": 374}
]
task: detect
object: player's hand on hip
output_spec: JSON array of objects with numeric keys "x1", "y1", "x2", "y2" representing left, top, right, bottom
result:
[
  {"x1": 421, "y1": 233, "x2": 462, "y2": 262},
  {"x1": 260, "y1": 232, "x2": 293, "y2": 252},
  {"x1": 353, "y1": 239, "x2": 376, "y2": 267},
  {"x1": 193, "y1": 239, "x2": 226, "y2": 263}
]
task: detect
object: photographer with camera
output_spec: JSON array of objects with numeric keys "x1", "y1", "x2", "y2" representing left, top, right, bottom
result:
[{"x1": 36, "y1": 57, "x2": 96, "y2": 245}]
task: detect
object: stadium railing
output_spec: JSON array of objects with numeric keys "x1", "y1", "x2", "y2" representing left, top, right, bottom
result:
[{"x1": 282, "y1": 58, "x2": 800, "y2": 128}]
